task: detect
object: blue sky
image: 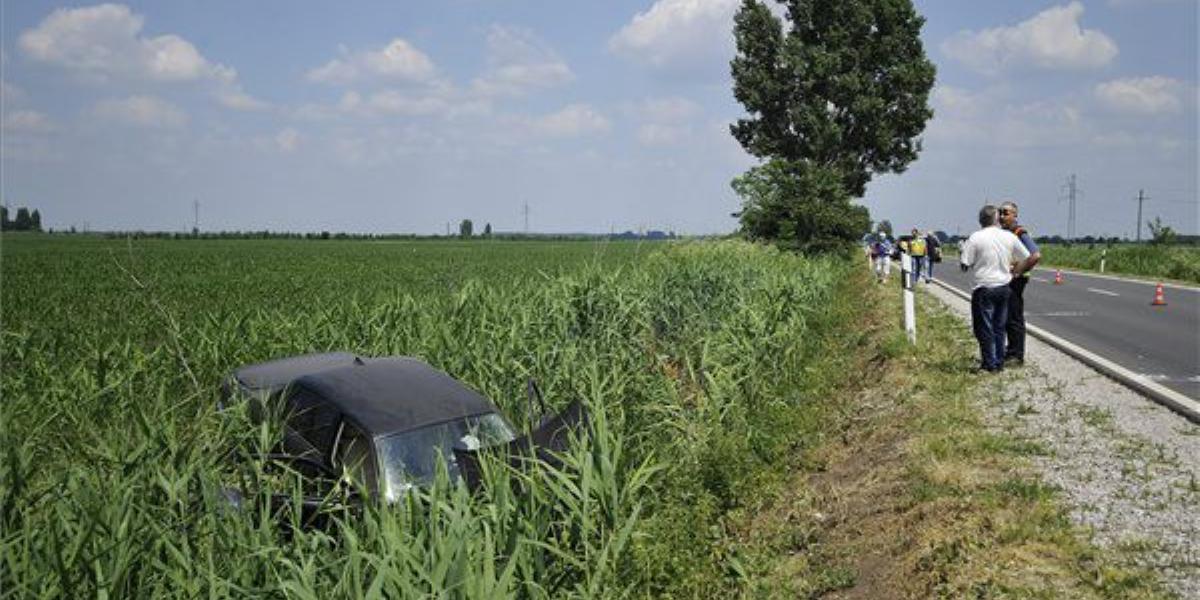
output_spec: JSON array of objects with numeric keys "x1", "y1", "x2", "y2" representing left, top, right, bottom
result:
[{"x1": 1, "y1": 0, "x2": 1195, "y2": 237}]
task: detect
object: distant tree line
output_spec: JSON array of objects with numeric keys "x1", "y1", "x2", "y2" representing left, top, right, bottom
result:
[
  {"x1": 1, "y1": 206, "x2": 43, "y2": 232},
  {"x1": 80, "y1": 229, "x2": 682, "y2": 242}
]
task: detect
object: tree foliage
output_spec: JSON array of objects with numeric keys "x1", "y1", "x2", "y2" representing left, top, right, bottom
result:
[
  {"x1": 4, "y1": 206, "x2": 44, "y2": 232},
  {"x1": 459, "y1": 219, "x2": 474, "y2": 238},
  {"x1": 733, "y1": 160, "x2": 869, "y2": 253},
  {"x1": 1147, "y1": 217, "x2": 1177, "y2": 245},
  {"x1": 730, "y1": 0, "x2": 935, "y2": 251}
]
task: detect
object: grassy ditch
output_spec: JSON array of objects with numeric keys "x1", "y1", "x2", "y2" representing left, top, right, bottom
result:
[
  {"x1": 724, "y1": 275, "x2": 1170, "y2": 598},
  {"x1": 1035, "y1": 244, "x2": 1199, "y2": 284},
  {"x1": 2, "y1": 238, "x2": 863, "y2": 598}
]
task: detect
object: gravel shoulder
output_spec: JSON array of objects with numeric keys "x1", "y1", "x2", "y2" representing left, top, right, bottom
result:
[{"x1": 924, "y1": 282, "x2": 1200, "y2": 599}]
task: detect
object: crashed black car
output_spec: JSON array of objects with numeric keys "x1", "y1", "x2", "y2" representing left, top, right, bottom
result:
[{"x1": 221, "y1": 352, "x2": 585, "y2": 511}]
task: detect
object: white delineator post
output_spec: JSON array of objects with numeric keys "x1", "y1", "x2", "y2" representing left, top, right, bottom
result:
[
  {"x1": 901, "y1": 252, "x2": 916, "y2": 344},
  {"x1": 1099, "y1": 248, "x2": 1107, "y2": 273}
]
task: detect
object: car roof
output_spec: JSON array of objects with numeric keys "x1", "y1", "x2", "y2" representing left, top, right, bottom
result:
[
  {"x1": 228, "y1": 352, "x2": 359, "y2": 396},
  {"x1": 292, "y1": 357, "x2": 499, "y2": 437}
]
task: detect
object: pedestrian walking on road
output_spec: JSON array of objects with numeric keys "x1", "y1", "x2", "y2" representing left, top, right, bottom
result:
[
  {"x1": 924, "y1": 230, "x2": 942, "y2": 283},
  {"x1": 870, "y1": 233, "x2": 893, "y2": 282},
  {"x1": 908, "y1": 228, "x2": 928, "y2": 283},
  {"x1": 960, "y1": 205, "x2": 1033, "y2": 372},
  {"x1": 999, "y1": 201, "x2": 1041, "y2": 366}
]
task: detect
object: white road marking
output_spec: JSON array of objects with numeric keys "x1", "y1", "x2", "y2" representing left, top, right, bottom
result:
[
  {"x1": 1054, "y1": 268, "x2": 1200, "y2": 293},
  {"x1": 1086, "y1": 287, "x2": 1120, "y2": 297},
  {"x1": 1141, "y1": 374, "x2": 1200, "y2": 385},
  {"x1": 1036, "y1": 311, "x2": 1091, "y2": 317},
  {"x1": 1031, "y1": 277, "x2": 1049, "y2": 283}
]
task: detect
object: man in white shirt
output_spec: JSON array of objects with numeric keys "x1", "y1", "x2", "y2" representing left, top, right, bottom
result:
[{"x1": 960, "y1": 205, "x2": 1033, "y2": 372}]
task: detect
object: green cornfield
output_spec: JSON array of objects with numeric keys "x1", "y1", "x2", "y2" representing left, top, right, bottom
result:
[
  {"x1": 1, "y1": 235, "x2": 860, "y2": 598},
  {"x1": 1040, "y1": 243, "x2": 1200, "y2": 284}
]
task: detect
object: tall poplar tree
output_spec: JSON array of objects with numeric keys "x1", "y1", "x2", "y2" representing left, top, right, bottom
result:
[{"x1": 730, "y1": 0, "x2": 935, "y2": 252}]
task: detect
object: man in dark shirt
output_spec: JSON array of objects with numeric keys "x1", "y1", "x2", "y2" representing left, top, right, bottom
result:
[{"x1": 999, "y1": 201, "x2": 1041, "y2": 365}]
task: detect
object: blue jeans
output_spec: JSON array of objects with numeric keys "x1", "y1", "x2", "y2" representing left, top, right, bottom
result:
[
  {"x1": 971, "y1": 285, "x2": 1011, "y2": 371},
  {"x1": 912, "y1": 256, "x2": 927, "y2": 282}
]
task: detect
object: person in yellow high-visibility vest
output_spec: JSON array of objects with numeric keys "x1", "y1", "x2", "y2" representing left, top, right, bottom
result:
[{"x1": 908, "y1": 228, "x2": 928, "y2": 283}]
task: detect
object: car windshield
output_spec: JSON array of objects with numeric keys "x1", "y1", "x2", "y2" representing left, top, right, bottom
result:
[{"x1": 377, "y1": 412, "x2": 516, "y2": 501}]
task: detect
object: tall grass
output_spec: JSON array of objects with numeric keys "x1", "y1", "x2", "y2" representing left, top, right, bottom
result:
[
  {"x1": 1040, "y1": 243, "x2": 1200, "y2": 283},
  {"x1": 2, "y1": 238, "x2": 856, "y2": 597}
]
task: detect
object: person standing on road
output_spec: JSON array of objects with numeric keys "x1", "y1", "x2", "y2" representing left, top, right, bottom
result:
[
  {"x1": 999, "y1": 201, "x2": 1041, "y2": 366},
  {"x1": 924, "y1": 230, "x2": 942, "y2": 283},
  {"x1": 908, "y1": 228, "x2": 928, "y2": 283},
  {"x1": 960, "y1": 205, "x2": 1033, "y2": 372}
]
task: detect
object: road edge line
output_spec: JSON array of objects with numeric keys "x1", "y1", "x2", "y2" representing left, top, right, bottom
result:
[{"x1": 930, "y1": 279, "x2": 1200, "y2": 424}]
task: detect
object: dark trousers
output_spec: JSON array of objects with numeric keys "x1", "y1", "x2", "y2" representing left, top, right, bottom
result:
[
  {"x1": 911, "y1": 256, "x2": 926, "y2": 282},
  {"x1": 971, "y1": 285, "x2": 1011, "y2": 371},
  {"x1": 1006, "y1": 277, "x2": 1028, "y2": 360}
]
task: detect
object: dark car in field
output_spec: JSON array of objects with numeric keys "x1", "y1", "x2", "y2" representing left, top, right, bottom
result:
[{"x1": 221, "y1": 352, "x2": 584, "y2": 514}]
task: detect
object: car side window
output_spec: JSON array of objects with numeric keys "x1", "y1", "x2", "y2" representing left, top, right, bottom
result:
[
  {"x1": 335, "y1": 422, "x2": 377, "y2": 494},
  {"x1": 288, "y1": 389, "x2": 341, "y2": 456}
]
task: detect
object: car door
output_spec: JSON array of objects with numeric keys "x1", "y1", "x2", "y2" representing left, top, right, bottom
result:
[{"x1": 454, "y1": 399, "x2": 589, "y2": 491}]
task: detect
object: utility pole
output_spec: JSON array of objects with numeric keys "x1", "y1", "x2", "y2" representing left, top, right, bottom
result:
[
  {"x1": 522, "y1": 202, "x2": 530, "y2": 234},
  {"x1": 1135, "y1": 189, "x2": 1147, "y2": 243},
  {"x1": 193, "y1": 199, "x2": 200, "y2": 234},
  {"x1": 1067, "y1": 174, "x2": 1077, "y2": 241},
  {"x1": 1060, "y1": 174, "x2": 1078, "y2": 241}
]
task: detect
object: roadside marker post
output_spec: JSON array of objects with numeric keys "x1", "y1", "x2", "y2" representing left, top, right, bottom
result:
[{"x1": 901, "y1": 252, "x2": 916, "y2": 344}]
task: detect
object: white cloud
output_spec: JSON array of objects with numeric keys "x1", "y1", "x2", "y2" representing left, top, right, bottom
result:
[
  {"x1": 608, "y1": 0, "x2": 739, "y2": 71},
  {"x1": 637, "y1": 123, "x2": 689, "y2": 146},
  {"x1": 275, "y1": 128, "x2": 300, "y2": 152},
  {"x1": 471, "y1": 25, "x2": 573, "y2": 97},
  {"x1": 529, "y1": 104, "x2": 610, "y2": 137},
  {"x1": 364, "y1": 89, "x2": 450, "y2": 116},
  {"x1": 94, "y1": 95, "x2": 188, "y2": 128},
  {"x1": 926, "y1": 85, "x2": 1090, "y2": 148},
  {"x1": 626, "y1": 97, "x2": 702, "y2": 146},
  {"x1": 21, "y1": 4, "x2": 223, "y2": 81},
  {"x1": 1, "y1": 80, "x2": 26, "y2": 104},
  {"x1": 1095, "y1": 77, "x2": 1184, "y2": 114},
  {"x1": 941, "y1": 2, "x2": 1118, "y2": 74},
  {"x1": 296, "y1": 82, "x2": 491, "y2": 121},
  {"x1": 2, "y1": 110, "x2": 57, "y2": 133},
  {"x1": 18, "y1": 4, "x2": 264, "y2": 109},
  {"x1": 632, "y1": 97, "x2": 701, "y2": 122},
  {"x1": 217, "y1": 88, "x2": 269, "y2": 111},
  {"x1": 307, "y1": 38, "x2": 435, "y2": 85}
]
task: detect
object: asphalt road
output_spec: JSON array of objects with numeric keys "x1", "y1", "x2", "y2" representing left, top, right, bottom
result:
[{"x1": 924, "y1": 262, "x2": 1200, "y2": 400}]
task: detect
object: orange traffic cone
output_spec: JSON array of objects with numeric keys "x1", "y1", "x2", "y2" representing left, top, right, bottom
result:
[
  {"x1": 1054, "y1": 270, "x2": 1063, "y2": 285},
  {"x1": 1151, "y1": 282, "x2": 1167, "y2": 306}
]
